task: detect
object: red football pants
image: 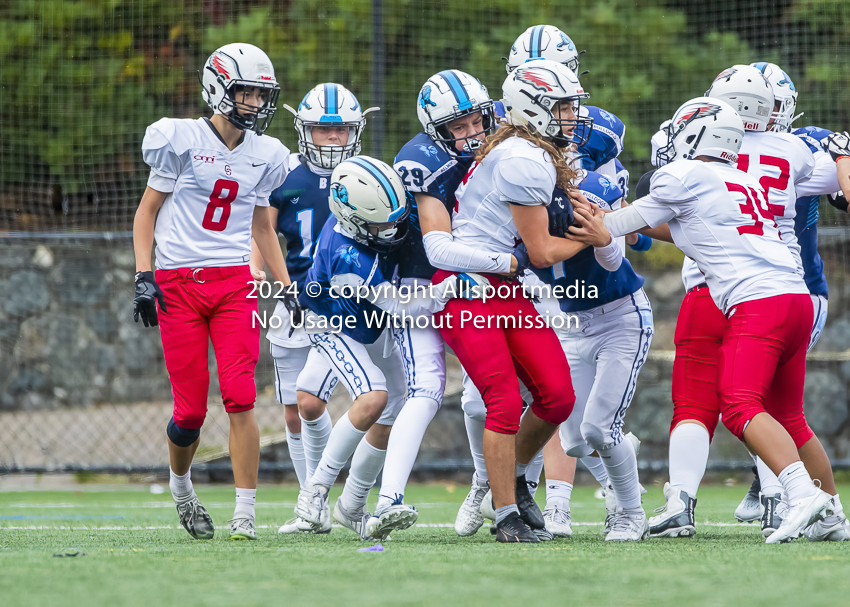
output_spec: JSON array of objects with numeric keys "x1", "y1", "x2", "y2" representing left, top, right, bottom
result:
[
  {"x1": 670, "y1": 286, "x2": 727, "y2": 440},
  {"x1": 156, "y1": 265, "x2": 260, "y2": 429},
  {"x1": 433, "y1": 270, "x2": 575, "y2": 435},
  {"x1": 718, "y1": 293, "x2": 814, "y2": 447}
]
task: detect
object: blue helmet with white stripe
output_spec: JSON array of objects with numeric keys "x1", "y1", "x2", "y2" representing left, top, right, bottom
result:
[
  {"x1": 283, "y1": 83, "x2": 379, "y2": 169},
  {"x1": 505, "y1": 25, "x2": 581, "y2": 75},
  {"x1": 328, "y1": 156, "x2": 410, "y2": 253},
  {"x1": 416, "y1": 70, "x2": 496, "y2": 157}
]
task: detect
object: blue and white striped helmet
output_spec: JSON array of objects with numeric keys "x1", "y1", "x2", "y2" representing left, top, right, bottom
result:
[
  {"x1": 283, "y1": 83, "x2": 379, "y2": 169},
  {"x1": 416, "y1": 70, "x2": 496, "y2": 157},
  {"x1": 328, "y1": 156, "x2": 410, "y2": 253},
  {"x1": 505, "y1": 25, "x2": 580, "y2": 75}
]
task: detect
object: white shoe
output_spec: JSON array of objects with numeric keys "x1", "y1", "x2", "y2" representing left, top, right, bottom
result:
[
  {"x1": 734, "y1": 467, "x2": 763, "y2": 522},
  {"x1": 543, "y1": 501, "x2": 572, "y2": 538},
  {"x1": 294, "y1": 483, "x2": 330, "y2": 529},
  {"x1": 605, "y1": 507, "x2": 649, "y2": 542},
  {"x1": 479, "y1": 489, "x2": 496, "y2": 522},
  {"x1": 365, "y1": 499, "x2": 419, "y2": 540},
  {"x1": 455, "y1": 475, "x2": 490, "y2": 536},
  {"x1": 602, "y1": 482, "x2": 617, "y2": 535},
  {"x1": 765, "y1": 489, "x2": 833, "y2": 544},
  {"x1": 229, "y1": 515, "x2": 257, "y2": 540},
  {"x1": 805, "y1": 495, "x2": 849, "y2": 542},
  {"x1": 333, "y1": 497, "x2": 370, "y2": 540},
  {"x1": 649, "y1": 482, "x2": 696, "y2": 538},
  {"x1": 278, "y1": 516, "x2": 331, "y2": 534}
]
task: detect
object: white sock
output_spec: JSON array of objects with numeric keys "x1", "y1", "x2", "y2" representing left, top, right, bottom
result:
[
  {"x1": 599, "y1": 440, "x2": 642, "y2": 511},
  {"x1": 341, "y1": 436, "x2": 386, "y2": 513},
  {"x1": 169, "y1": 468, "x2": 193, "y2": 500},
  {"x1": 580, "y1": 456, "x2": 609, "y2": 488},
  {"x1": 301, "y1": 410, "x2": 333, "y2": 480},
  {"x1": 286, "y1": 428, "x2": 307, "y2": 489},
  {"x1": 668, "y1": 423, "x2": 710, "y2": 499},
  {"x1": 234, "y1": 487, "x2": 256, "y2": 519},
  {"x1": 378, "y1": 397, "x2": 439, "y2": 501},
  {"x1": 526, "y1": 449, "x2": 545, "y2": 484},
  {"x1": 756, "y1": 456, "x2": 784, "y2": 499},
  {"x1": 464, "y1": 414, "x2": 488, "y2": 483},
  {"x1": 778, "y1": 461, "x2": 818, "y2": 505},
  {"x1": 310, "y1": 411, "x2": 366, "y2": 488},
  {"x1": 546, "y1": 480, "x2": 573, "y2": 507}
]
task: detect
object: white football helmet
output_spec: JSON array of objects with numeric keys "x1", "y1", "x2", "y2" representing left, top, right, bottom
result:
[
  {"x1": 650, "y1": 120, "x2": 672, "y2": 168},
  {"x1": 200, "y1": 43, "x2": 280, "y2": 134},
  {"x1": 328, "y1": 156, "x2": 410, "y2": 253},
  {"x1": 656, "y1": 97, "x2": 744, "y2": 166},
  {"x1": 505, "y1": 25, "x2": 581, "y2": 74},
  {"x1": 751, "y1": 62, "x2": 800, "y2": 133},
  {"x1": 283, "y1": 83, "x2": 379, "y2": 169},
  {"x1": 705, "y1": 65, "x2": 774, "y2": 132},
  {"x1": 501, "y1": 59, "x2": 592, "y2": 148},
  {"x1": 416, "y1": 70, "x2": 496, "y2": 157}
]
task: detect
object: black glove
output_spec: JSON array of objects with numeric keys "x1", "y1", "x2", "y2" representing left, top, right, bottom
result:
[
  {"x1": 279, "y1": 285, "x2": 304, "y2": 338},
  {"x1": 547, "y1": 192, "x2": 575, "y2": 238},
  {"x1": 133, "y1": 271, "x2": 166, "y2": 327},
  {"x1": 828, "y1": 190, "x2": 849, "y2": 213},
  {"x1": 824, "y1": 131, "x2": 850, "y2": 163},
  {"x1": 512, "y1": 242, "x2": 531, "y2": 274}
]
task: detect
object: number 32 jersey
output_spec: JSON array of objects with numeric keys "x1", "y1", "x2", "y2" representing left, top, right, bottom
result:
[
  {"x1": 633, "y1": 160, "x2": 808, "y2": 314},
  {"x1": 142, "y1": 117, "x2": 290, "y2": 270}
]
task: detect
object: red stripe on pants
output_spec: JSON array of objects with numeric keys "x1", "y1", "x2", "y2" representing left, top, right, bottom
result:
[
  {"x1": 156, "y1": 265, "x2": 260, "y2": 428},
  {"x1": 433, "y1": 270, "x2": 575, "y2": 435}
]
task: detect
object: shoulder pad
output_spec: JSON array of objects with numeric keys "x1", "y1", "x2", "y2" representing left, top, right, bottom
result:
[
  {"x1": 577, "y1": 106, "x2": 625, "y2": 171},
  {"x1": 579, "y1": 170, "x2": 623, "y2": 209},
  {"x1": 793, "y1": 126, "x2": 834, "y2": 154}
]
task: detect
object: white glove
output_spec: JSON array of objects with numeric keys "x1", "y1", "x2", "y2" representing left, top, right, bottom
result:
[{"x1": 825, "y1": 131, "x2": 850, "y2": 162}]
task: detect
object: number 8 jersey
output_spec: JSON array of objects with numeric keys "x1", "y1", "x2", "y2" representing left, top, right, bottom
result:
[{"x1": 142, "y1": 117, "x2": 290, "y2": 269}]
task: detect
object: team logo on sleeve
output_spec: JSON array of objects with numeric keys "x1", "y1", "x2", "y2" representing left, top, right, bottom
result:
[
  {"x1": 598, "y1": 109, "x2": 616, "y2": 125},
  {"x1": 515, "y1": 68, "x2": 556, "y2": 92},
  {"x1": 335, "y1": 245, "x2": 361, "y2": 268},
  {"x1": 417, "y1": 144, "x2": 440, "y2": 159},
  {"x1": 597, "y1": 175, "x2": 615, "y2": 196},
  {"x1": 331, "y1": 183, "x2": 354, "y2": 209}
]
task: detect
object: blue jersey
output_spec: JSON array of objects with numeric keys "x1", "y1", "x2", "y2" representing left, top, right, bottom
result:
[
  {"x1": 614, "y1": 158, "x2": 629, "y2": 200},
  {"x1": 298, "y1": 216, "x2": 396, "y2": 344},
  {"x1": 533, "y1": 171, "x2": 644, "y2": 312},
  {"x1": 792, "y1": 126, "x2": 830, "y2": 298},
  {"x1": 577, "y1": 106, "x2": 625, "y2": 172},
  {"x1": 393, "y1": 132, "x2": 473, "y2": 279},
  {"x1": 269, "y1": 157, "x2": 332, "y2": 287}
]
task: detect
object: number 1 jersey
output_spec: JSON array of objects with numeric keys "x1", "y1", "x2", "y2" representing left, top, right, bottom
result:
[{"x1": 142, "y1": 117, "x2": 290, "y2": 270}]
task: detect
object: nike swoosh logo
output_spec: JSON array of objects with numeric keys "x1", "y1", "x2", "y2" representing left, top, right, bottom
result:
[{"x1": 252, "y1": 162, "x2": 265, "y2": 167}]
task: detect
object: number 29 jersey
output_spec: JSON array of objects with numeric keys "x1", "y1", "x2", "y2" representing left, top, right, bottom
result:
[
  {"x1": 142, "y1": 117, "x2": 290, "y2": 270},
  {"x1": 633, "y1": 160, "x2": 808, "y2": 313}
]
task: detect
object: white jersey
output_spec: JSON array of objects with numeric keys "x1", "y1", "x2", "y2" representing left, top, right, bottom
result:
[
  {"x1": 452, "y1": 137, "x2": 556, "y2": 253},
  {"x1": 142, "y1": 117, "x2": 290, "y2": 270},
  {"x1": 633, "y1": 160, "x2": 807, "y2": 313},
  {"x1": 736, "y1": 131, "x2": 836, "y2": 277}
]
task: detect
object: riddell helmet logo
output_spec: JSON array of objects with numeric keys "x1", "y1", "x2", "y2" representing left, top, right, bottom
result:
[
  {"x1": 516, "y1": 69, "x2": 556, "y2": 92},
  {"x1": 676, "y1": 104, "x2": 722, "y2": 126},
  {"x1": 211, "y1": 55, "x2": 230, "y2": 79},
  {"x1": 720, "y1": 151, "x2": 738, "y2": 162}
]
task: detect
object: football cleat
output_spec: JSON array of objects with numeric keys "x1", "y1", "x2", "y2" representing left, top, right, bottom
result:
[
  {"x1": 495, "y1": 511, "x2": 540, "y2": 543},
  {"x1": 760, "y1": 493, "x2": 786, "y2": 538},
  {"x1": 229, "y1": 516, "x2": 258, "y2": 540},
  {"x1": 804, "y1": 495, "x2": 849, "y2": 542},
  {"x1": 516, "y1": 474, "x2": 546, "y2": 532},
  {"x1": 174, "y1": 492, "x2": 215, "y2": 540},
  {"x1": 364, "y1": 496, "x2": 419, "y2": 541},
  {"x1": 765, "y1": 489, "x2": 834, "y2": 544},
  {"x1": 649, "y1": 482, "x2": 696, "y2": 538},
  {"x1": 455, "y1": 474, "x2": 490, "y2": 536},
  {"x1": 543, "y1": 501, "x2": 573, "y2": 538},
  {"x1": 625, "y1": 432, "x2": 641, "y2": 456},
  {"x1": 278, "y1": 516, "x2": 331, "y2": 534},
  {"x1": 333, "y1": 497, "x2": 371, "y2": 540},
  {"x1": 734, "y1": 467, "x2": 763, "y2": 522},
  {"x1": 480, "y1": 489, "x2": 497, "y2": 521},
  {"x1": 294, "y1": 483, "x2": 331, "y2": 529},
  {"x1": 605, "y1": 508, "x2": 650, "y2": 542}
]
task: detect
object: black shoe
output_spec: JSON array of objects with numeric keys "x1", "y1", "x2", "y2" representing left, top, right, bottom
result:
[
  {"x1": 760, "y1": 493, "x2": 784, "y2": 539},
  {"x1": 495, "y1": 512, "x2": 540, "y2": 543},
  {"x1": 516, "y1": 475, "x2": 545, "y2": 530}
]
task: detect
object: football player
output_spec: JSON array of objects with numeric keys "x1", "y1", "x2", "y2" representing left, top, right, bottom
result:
[
  {"x1": 133, "y1": 43, "x2": 291, "y2": 541},
  {"x1": 571, "y1": 97, "x2": 840, "y2": 544}
]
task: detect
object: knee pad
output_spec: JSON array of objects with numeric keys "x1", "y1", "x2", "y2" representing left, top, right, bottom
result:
[
  {"x1": 559, "y1": 422, "x2": 592, "y2": 458},
  {"x1": 167, "y1": 417, "x2": 201, "y2": 447},
  {"x1": 461, "y1": 391, "x2": 488, "y2": 423},
  {"x1": 580, "y1": 421, "x2": 612, "y2": 452}
]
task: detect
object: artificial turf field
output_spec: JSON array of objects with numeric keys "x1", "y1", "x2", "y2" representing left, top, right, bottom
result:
[{"x1": 1, "y1": 483, "x2": 849, "y2": 607}]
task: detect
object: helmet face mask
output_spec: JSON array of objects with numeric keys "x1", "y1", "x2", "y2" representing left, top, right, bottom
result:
[
  {"x1": 430, "y1": 105, "x2": 497, "y2": 155},
  {"x1": 201, "y1": 44, "x2": 281, "y2": 135},
  {"x1": 750, "y1": 62, "x2": 799, "y2": 133}
]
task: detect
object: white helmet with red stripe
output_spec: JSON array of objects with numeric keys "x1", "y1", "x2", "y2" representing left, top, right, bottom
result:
[
  {"x1": 656, "y1": 97, "x2": 744, "y2": 166},
  {"x1": 501, "y1": 59, "x2": 592, "y2": 148},
  {"x1": 200, "y1": 43, "x2": 280, "y2": 134}
]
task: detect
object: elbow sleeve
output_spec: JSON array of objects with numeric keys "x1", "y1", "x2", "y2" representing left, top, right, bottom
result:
[
  {"x1": 594, "y1": 238, "x2": 624, "y2": 272},
  {"x1": 422, "y1": 231, "x2": 512, "y2": 273}
]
